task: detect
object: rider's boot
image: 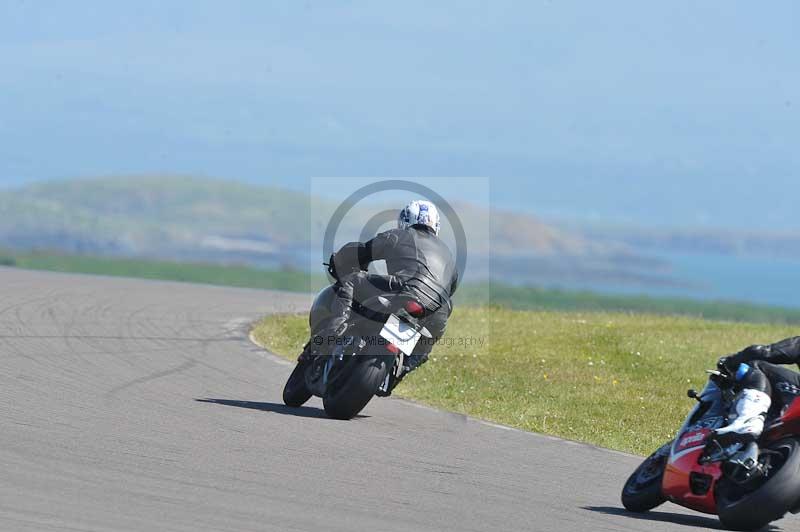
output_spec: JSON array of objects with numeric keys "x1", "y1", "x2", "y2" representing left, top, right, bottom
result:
[
  {"x1": 716, "y1": 388, "x2": 771, "y2": 438},
  {"x1": 714, "y1": 388, "x2": 771, "y2": 469},
  {"x1": 728, "y1": 440, "x2": 759, "y2": 471},
  {"x1": 297, "y1": 341, "x2": 313, "y2": 363},
  {"x1": 375, "y1": 353, "x2": 429, "y2": 397}
]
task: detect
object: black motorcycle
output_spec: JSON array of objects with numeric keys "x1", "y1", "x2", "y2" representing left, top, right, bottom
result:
[{"x1": 282, "y1": 261, "x2": 433, "y2": 420}]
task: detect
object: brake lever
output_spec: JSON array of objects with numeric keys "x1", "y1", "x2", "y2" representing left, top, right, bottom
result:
[
  {"x1": 323, "y1": 261, "x2": 338, "y2": 281},
  {"x1": 706, "y1": 369, "x2": 735, "y2": 388}
]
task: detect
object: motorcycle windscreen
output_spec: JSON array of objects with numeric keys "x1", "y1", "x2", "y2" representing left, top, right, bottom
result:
[{"x1": 669, "y1": 380, "x2": 727, "y2": 459}]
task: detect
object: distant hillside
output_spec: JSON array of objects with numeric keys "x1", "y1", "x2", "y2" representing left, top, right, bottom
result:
[
  {"x1": 581, "y1": 225, "x2": 800, "y2": 261},
  {"x1": 0, "y1": 176, "x2": 671, "y2": 287},
  {"x1": 0, "y1": 176, "x2": 311, "y2": 256}
]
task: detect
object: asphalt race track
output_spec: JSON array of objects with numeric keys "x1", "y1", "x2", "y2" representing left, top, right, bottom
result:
[{"x1": 1, "y1": 268, "x2": 799, "y2": 532}]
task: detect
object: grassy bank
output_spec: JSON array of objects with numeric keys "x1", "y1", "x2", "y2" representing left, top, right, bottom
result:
[
  {"x1": 463, "y1": 283, "x2": 800, "y2": 324},
  {"x1": 3, "y1": 250, "x2": 800, "y2": 324},
  {"x1": 0, "y1": 250, "x2": 321, "y2": 292},
  {"x1": 252, "y1": 309, "x2": 796, "y2": 455}
]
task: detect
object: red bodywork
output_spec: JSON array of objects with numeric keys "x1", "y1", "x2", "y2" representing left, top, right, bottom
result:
[
  {"x1": 662, "y1": 396, "x2": 800, "y2": 514},
  {"x1": 662, "y1": 437, "x2": 723, "y2": 514}
]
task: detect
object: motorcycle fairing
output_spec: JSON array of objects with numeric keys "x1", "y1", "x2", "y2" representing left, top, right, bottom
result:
[{"x1": 662, "y1": 380, "x2": 727, "y2": 514}]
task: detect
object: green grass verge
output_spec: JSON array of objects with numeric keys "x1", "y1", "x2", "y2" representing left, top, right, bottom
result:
[
  {"x1": 252, "y1": 308, "x2": 796, "y2": 455},
  {"x1": 0, "y1": 250, "x2": 320, "y2": 292},
  {"x1": 461, "y1": 283, "x2": 800, "y2": 324}
]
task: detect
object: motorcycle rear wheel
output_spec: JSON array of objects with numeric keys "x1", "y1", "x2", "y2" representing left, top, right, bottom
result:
[
  {"x1": 322, "y1": 354, "x2": 390, "y2": 420},
  {"x1": 621, "y1": 441, "x2": 671, "y2": 512},
  {"x1": 716, "y1": 437, "x2": 800, "y2": 531}
]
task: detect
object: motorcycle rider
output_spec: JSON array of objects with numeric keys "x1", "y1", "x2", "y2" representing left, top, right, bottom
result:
[
  {"x1": 715, "y1": 337, "x2": 800, "y2": 466},
  {"x1": 304, "y1": 199, "x2": 458, "y2": 395}
]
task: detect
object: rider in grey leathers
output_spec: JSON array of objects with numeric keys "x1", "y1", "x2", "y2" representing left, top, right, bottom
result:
[{"x1": 308, "y1": 200, "x2": 458, "y2": 394}]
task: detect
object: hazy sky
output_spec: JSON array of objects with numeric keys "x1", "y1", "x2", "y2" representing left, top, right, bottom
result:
[{"x1": 1, "y1": 1, "x2": 798, "y2": 229}]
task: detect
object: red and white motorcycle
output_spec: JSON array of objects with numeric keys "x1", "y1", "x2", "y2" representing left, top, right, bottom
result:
[{"x1": 622, "y1": 368, "x2": 800, "y2": 530}]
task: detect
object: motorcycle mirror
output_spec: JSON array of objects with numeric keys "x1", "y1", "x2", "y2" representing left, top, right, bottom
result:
[{"x1": 687, "y1": 389, "x2": 701, "y2": 402}]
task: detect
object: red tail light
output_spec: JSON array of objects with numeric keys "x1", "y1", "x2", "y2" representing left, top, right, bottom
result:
[
  {"x1": 386, "y1": 342, "x2": 400, "y2": 354},
  {"x1": 405, "y1": 300, "x2": 424, "y2": 317}
]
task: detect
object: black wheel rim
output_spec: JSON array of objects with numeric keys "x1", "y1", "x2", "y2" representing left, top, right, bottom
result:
[
  {"x1": 637, "y1": 456, "x2": 664, "y2": 484},
  {"x1": 625, "y1": 453, "x2": 665, "y2": 494}
]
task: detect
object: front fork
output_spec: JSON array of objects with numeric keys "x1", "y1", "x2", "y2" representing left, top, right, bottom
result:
[
  {"x1": 306, "y1": 337, "x2": 354, "y2": 397},
  {"x1": 322, "y1": 337, "x2": 355, "y2": 384}
]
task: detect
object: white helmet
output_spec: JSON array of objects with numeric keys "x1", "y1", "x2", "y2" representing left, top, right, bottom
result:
[{"x1": 398, "y1": 200, "x2": 441, "y2": 235}]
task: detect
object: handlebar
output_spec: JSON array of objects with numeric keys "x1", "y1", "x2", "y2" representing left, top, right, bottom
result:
[
  {"x1": 323, "y1": 261, "x2": 337, "y2": 280},
  {"x1": 706, "y1": 368, "x2": 735, "y2": 388}
]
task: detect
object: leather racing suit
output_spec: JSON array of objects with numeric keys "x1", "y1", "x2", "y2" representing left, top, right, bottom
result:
[{"x1": 314, "y1": 225, "x2": 458, "y2": 387}]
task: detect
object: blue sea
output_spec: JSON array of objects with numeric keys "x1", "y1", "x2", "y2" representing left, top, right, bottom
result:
[{"x1": 592, "y1": 251, "x2": 800, "y2": 309}]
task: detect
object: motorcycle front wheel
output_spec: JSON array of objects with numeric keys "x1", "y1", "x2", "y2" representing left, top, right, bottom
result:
[
  {"x1": 621, "y1": 441, "x2": 671, "y2": 512},
  {"x1": 283, "y1": 360, "x2": 313, "y2": 407}
]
